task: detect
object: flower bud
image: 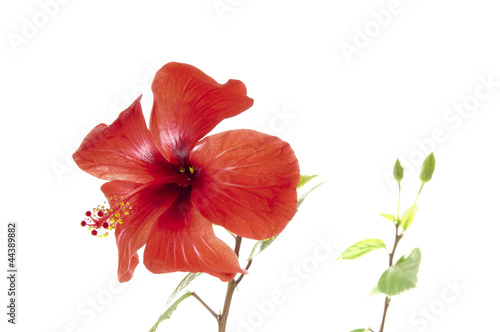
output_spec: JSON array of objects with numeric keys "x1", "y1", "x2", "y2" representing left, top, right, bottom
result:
[
  {"x1": 419, "y1": 153, "x2": 435, "y2": 183},
  {"x1": 393, "y1": 159, "x2": 404, "y2": 183}
]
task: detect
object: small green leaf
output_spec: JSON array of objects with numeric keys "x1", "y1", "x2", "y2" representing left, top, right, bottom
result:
[
  {"x1": 297, "y1": 174, "x2": 318, "y2": 190},
  {"x1": 249, "y1": 237, "x2": 278, "y2": 260},
  {"x1": 350, "y1": 329, "x2": 371, "y2": 332},
  {"x1": 400, "y1": 205, "x2": 418, "y2": 231},
  {"x1": 380, "y1": 213, "x2": 396, "y2": 222},
  {"x1": 338, "y1": 239, "x2": 386, "y2": 260},
  {"x1": 393, "y1": 159, "x2": 404, "y2": 183},
  {"x1": 377, "y1": 248, "x2": 422, "y2": 296},
  {"x1": 167, "y1": 272, "x2": 202, "y2": 306},
  {"x1": 149, "y1": 292, "x2": 192, "y2": 332},
  {"x1": 369, "y1": 286, "x2": 382, "y2": 296},
  {"x1": 419, "y1": 153, "x2": 436, "y2": 183}
]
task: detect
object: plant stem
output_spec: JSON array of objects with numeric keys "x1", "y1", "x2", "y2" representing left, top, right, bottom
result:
[
  {"x1": 388, "y1": 225, "x2": 403, "y2": 266},
  {"x1": 379, "y1": 297, "x2": 391, "y2": 332},
  {"x1": 380, "y1": 181, "x2": 424, "y2": 331},
  {"x1": 380, "y1": 224, "x2": 403, "y2": 332},
  {"x1": 218, "y1": 236, "x2": 248, "y2": 332},
  {"x1": 218, "y1": 279, "x2": 237, "y2": 332},
  {"x1": 414, "y1": 183, "x2": 424, "y2": 207},
  {"x1": 192, "y1": 292, "x2": 218, "y2": 321},
  {"x1": 235, "y1": 259, "x2": 252, "y2": 286},
  {"x1": 397, "y1": 182, "x2": 401, "y2": 221}
]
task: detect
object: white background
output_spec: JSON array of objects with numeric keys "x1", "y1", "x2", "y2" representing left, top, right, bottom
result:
[{"x1": 1, "y1": 0, "x2": 500, "y2": 331}]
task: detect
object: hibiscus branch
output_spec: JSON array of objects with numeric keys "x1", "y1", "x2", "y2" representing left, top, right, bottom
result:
[
  {"x1": 379, "y1": 223, "x2": 404, "y2": 332},
  {"x1": 234, "y1": 235, "x2": 243, "y2": 256},
  {"x1": 219, "y1": 279, "x2": 237, "y2": 331},
  {"x1": 235, "y1": 259, "x2": 252, "y2": 286},
  {"x1": 191, "y1": 292, "x2": 219, "y2": 321},
  {"x1": 188, "y1": 236, "x2": 252, "y2": 331},
  {"x1": 218, "y1": 236, "x2": 249, "y2": 332}
]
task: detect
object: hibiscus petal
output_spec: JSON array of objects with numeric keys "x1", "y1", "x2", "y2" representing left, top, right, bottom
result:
[
  {"x1": 101, "y1": 180, "x2": 180, "y2": 282},
  {"x1": 150, "y1": 62, "x2": 254, "y2": 165},
  {"x1": 73, "y1": 96, "x2": 177, "y2": 183},
  {"x1": 190, "y1": 130, "x2": 300, "y2": 240},
  {"x1": 143, "y1": 191, "x2": 244, "y2": 282}
]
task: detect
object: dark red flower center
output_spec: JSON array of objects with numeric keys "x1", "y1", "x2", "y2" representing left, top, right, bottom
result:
[{"x1": 177, "y1": 163, "x2": 199, "y2": 188}]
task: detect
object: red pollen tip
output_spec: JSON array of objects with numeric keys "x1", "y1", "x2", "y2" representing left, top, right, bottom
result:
[
  {"x1": 103, "y1": 222, "x2": 109, "y2": 229},
  {"x1": 97, "y1": 210, "x2": 104, "y2": 217},
  {"x1": 91, "y1": 229, "x2": 98, "y2": 236},
  {"x1": 85, "y1": 211, "x2": 92, "y2": 217},
  {"x1": 80, "y1": 221, "x2": 87, "y2": 227}
]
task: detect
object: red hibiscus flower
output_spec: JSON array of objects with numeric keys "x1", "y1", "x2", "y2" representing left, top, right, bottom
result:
[{"x1": 74, "y1": 62, "x2": 300, "y2": 282}]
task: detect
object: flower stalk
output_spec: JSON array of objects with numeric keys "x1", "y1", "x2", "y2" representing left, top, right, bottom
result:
[
  {"x1": 191, "y1": 292, "x2": 218, "y2": 321},
  {"x1": 218, "y1": 236, "x2": 248, "y2": 332},
  {"x1": 188, "y1": 236, "x2": 250, "y2": 331},
  {"x1": 379, "y1": 224, "x2": 403, "y2": 332}
]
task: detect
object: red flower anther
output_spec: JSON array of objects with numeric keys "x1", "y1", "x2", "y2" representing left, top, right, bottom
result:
[{"x1": 73, "y1": 62, "x2": 300, "y2": 282}]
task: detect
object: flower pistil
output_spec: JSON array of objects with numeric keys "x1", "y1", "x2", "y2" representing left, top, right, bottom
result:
[{"x1": 80, "y1": 196, "x2": 133, "y2": 237}]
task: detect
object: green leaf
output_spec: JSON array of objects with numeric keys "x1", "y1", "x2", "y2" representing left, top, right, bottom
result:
[
  {"x1": 166, "y1": 272, "x2": 202, "y2": 306},
  {"x1": 380, "y1": 213, "x2": 396, "y2": 222},
  {"x1": 149, "y1": 292, "x2": 192, "y2": 332},
  {"x1": 419, "y1": 153, "x2": 436, "y2": 183},
  {"x1": 393, "y1": 158, "x2": 404, "y2": 183},
  {"x1": 377, "y1": 248, "x2": 422, "y2": 296},
  {"x1": 350, "y1": 329, "x2": 371, "y2": 332},
  {"x1": 369, "y1": 286, "x2": 382, "y2": 296},
  {"x1": 249, "y1": 236, "x2": 278, "y2": 260},
  {"x1": 400, "y1": 205, "x2": 418, "y2": 231},
  {"x1": 337, "y1": 239, "x2": 386, "y2": 260},
  {"x1": 297, "y1": 174, "x2": 318, "y2": 190}
]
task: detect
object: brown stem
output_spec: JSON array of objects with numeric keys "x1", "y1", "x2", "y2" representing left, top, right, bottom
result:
[
  {"x1": 388, "y1": 225, "x2": 403, "y2": 266},
  {"x1": 233, "y1": 235, "x2": 243, "y2": 257},
  {"x1": 379, "y1": 296, "x2": 391, "y2": 332},
  {"x1": 380, "y1": 225, "x2": 403, "y2": 332},
  {"x1": 218, "y1": 236, "x2": 248, "y2": 332},
  {"x1": 235, "y1": 259, "x2": 252, "y2": 286},
  {"x1": 218, "y1": 279, "x2": 237, "y2": 332},
  {"x1": 192, "y1": 292, "x2": 218, "y2": 321}
]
